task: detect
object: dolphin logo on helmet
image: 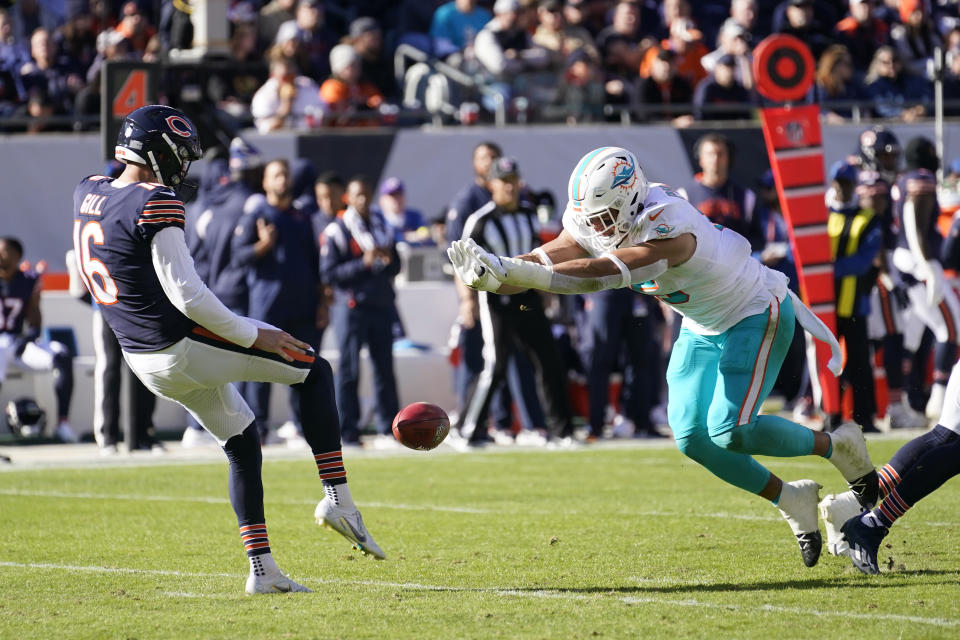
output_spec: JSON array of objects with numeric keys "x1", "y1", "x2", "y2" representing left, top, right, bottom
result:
[{"x1": 564, "y1": 146, "x2": 649, "y2": 255}]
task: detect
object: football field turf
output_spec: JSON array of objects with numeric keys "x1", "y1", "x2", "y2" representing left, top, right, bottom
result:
[{"x1": 2, "y1": 437, "x2": 959, "y2": 639}]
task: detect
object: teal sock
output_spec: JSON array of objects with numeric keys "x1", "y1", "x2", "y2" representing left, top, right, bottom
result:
[
  {"x1": 771, "y1": 487, "x2": 783, "y2": 506},
  {"x1": 824, "y1": 437, "x2": 833, "y2": 459}
]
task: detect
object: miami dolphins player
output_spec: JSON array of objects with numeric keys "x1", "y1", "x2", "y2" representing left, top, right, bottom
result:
[{"x1": 449, "y1": 146, "x2": 878, "y2": 567}]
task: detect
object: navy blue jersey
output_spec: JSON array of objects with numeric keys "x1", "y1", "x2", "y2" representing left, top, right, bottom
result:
[
  {"x1": 232, "y1": 199, "x2": 320, "y2": 323},
  {"x1": 445, "y1": 183, "x2": 491, "y2": 243},
  {"x1": 204, "y1": 183, "x2": 257, "y2": 312},
  {"x1": 0, "y1": 270, "x2": 38, "y2": 336},
  {"x1": 892, "y1": 169, "x2": 943, "y2": 258},
  {"x1": 857, "y1": 170, "x2": 897, "y2": 251},
  {"x1": 681, "y1": 177, "x2": 764, "y2": 251},
  {"x1": 72, "y1": 175, "x2": 196, "y2": 352}
]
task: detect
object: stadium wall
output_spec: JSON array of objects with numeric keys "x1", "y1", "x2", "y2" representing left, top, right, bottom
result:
[{"x1": 5, "y1": 122, "x2": 960, "y2": 269}]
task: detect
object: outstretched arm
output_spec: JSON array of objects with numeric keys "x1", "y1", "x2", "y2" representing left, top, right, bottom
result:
[{"x1": 451, "y1": 235, "x2": 693, "y2": 295}]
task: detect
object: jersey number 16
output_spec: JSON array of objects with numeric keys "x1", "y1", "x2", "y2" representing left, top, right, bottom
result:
[{"x1": 73, "y1": 220, "x2": 119, "y2": 305}]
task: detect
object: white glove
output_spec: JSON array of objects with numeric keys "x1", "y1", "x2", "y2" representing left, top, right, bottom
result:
[
  {"x1": 922, "y1": 259, "x2": 946, "y2": 307},
  {"x1": 461, "y1": 238, "x2": 507, "y2": 279},
  {"x1": 447, "y1": 241, "x2": 502, "y2": 292}
]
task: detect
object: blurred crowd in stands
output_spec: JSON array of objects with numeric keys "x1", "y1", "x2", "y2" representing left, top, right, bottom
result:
[{"x1": 3, "y1": 0, "x2": 960, "y2": 131}]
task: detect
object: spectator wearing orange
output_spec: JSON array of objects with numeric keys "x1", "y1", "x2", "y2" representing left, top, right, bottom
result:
[
  {"x1": 639, "y1": 18, "x2": 708, "y2": 88},
  {"x1": 319, "y1": 43, "x2": 383, "y2": 127},
  {"x1": 115, "y1": 1, "x2": 154, "y2": 57},
  {"x1": 835, "y1": 0, "x2": 890, "y2": 71}
]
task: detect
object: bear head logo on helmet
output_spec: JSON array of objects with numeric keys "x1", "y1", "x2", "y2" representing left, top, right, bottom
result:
[{"x1": 115, "y1": 105, "x2": 203, "y2": 201}]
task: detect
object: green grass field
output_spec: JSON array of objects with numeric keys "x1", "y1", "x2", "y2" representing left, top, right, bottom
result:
[{"x1": 2, "y1": 438, "x2": 959, "y2": 639}]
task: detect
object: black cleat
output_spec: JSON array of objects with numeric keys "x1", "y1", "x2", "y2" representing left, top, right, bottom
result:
[
  {"x1": 848, "y1": 469, "x2": 879, "y2": 509},
  {"x1": 796, "y1": 531, "x2": 822, "y2": 567},
  {"x1": 840, "y1": 514, "x2": 887, "y2": 575}
]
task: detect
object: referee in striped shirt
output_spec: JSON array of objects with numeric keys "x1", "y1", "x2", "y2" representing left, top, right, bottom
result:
[{"x1": 454, "y1": 157, "x2": 574, "y2": 445}]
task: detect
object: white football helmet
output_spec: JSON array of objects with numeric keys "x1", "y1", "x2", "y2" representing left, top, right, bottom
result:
[{"x1": 566, "y1": 146, "x2": 649, "y2": 254}]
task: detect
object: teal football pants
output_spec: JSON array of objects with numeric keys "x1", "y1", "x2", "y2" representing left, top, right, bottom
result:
[{"x1": 666, "y1": 295, "x2": 816, "y2": 494}]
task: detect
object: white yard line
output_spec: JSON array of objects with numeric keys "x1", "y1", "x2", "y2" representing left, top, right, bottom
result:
[
  {"x1": 0, "y1": 487, "x2": 956, "y2": 527},
  {"x1": 0, "y1": 560, "x2": 956, "y2": 628},
  {"x1": 0, "y1": 488, "x2": 489, "y2": 514}
]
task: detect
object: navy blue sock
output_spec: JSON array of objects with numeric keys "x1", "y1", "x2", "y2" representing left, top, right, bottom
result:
[
  {"x1": 52, "y1": 349, "x2": 73, "y2": 421},
  {"x1": 874, "y1": 425, "x2": 960, "y2": 527},
  {"x1": 934, "y1": 342, "x2": 958, "y2": 381},
  {"x1": 223, "y1": 423, "x2": 268, "y2": 556},
  {"x1": 292, "y1": 356, "x2": 343, "y2": 455},
  {"x1": 882, "y1": 333, "x2": 904, "y2": 390}
]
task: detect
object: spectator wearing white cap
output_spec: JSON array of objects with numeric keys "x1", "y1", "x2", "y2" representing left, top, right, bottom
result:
[
  {"x1": 700, "y1": 18, "x2": 753, "y2": 90},
  {"x1": 319, "y1": 43, "x2": 384, "y2": 127},
  {"x1": 251, "y1": 50, "x2": 325, "y2": 132}
]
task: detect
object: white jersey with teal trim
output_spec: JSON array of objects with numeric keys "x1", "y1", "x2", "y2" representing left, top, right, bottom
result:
[{"x1": 563, "y1": 183, "x2": 788, "y2": 335}]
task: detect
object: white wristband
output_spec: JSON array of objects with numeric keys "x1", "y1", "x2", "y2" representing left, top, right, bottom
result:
[
  {"x1": 602, "y1": 253, "x2": 632, "y2": 288},
  {"x1": 532, "y1": 247, "x2": 553, "y2": 266}
]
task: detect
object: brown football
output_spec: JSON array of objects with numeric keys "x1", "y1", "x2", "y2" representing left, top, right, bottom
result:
[{"x1": 392, "y1": 402, "x2": 450, "y2": 451}]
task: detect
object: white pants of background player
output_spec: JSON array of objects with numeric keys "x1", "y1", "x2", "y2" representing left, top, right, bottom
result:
[
  {"x1": 0, "y1": 333, "x2": 67, "y2": 379},
  {"x1": 0, "y1": 333, "x2": 70, "y2": 436},
  {"x1": 123, "y1": 320, "x2": 311, "y2": 446}
]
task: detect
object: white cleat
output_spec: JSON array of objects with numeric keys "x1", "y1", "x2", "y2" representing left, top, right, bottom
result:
[
  {"x1": 245, "y1": 570, "x2": 312, "y2": 595},
  {"x1": 883, "y1": 400, "x2": 928, "y2": 430},
  {"x1": 926, "y1": 384, "x2": 946, "y2": 422},
  {"x1": 315, "y1": 497, "x2": 386, "y2": 559},
  {"x1": 777, "y1": 479, "x2": 823, "y2": 567},
  {"x1": 828, "y1": 423, "x2": 879, "y2": 507},
  {"x1": 54, "y1": 422, "x2": 79, "y2": 443},
  {"x1": 180, "y1": 427, "x2": 216, "y2": 449},
  {"x1": 818, "y1": 490, "x2": 866, "y2": 556}
]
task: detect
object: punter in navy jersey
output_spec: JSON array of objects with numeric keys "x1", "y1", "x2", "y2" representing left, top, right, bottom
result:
[
  {"x1": 889, "y1": 137, "x2": 960, "y2": 421},
  {"x1": 0, "y1": 237, "x2": 76, "y2": 442},
  {"x1": 71, "y1": 105, "x2": 383, "y2": 596}
]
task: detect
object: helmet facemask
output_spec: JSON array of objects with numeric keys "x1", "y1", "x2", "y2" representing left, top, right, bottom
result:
[{"x1": 578, "y1": 192, "x2": 642, "y2": 253}]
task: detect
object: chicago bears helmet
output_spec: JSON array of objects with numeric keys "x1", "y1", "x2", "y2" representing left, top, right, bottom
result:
[
  {"x1": 858, "y1": 126, "x2": 901, "y2": 182},
  {"x1": 115, "y1": 105, "x2": 202, "y2": 199},
  {"x1": 6, "y1": 397, "x2": 46, "y2": 438},
  {"x1": 566, "y1": 146, "x2": 649, "y2": 255}
]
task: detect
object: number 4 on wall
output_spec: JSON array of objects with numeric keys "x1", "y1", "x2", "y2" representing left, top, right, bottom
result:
[{"x1": 112, "y1": 69, "x2": 148, "y2": 119}]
